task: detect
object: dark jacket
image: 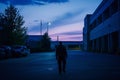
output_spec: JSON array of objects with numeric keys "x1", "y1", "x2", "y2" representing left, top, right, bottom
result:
[{"x1": 56, "y1": 44, "x2": 67, "y2": 60}]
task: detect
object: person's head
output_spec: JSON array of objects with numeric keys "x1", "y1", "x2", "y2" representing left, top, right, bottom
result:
[{"x1": 59, "y1": 41, "x2": 62, "y2": 45}]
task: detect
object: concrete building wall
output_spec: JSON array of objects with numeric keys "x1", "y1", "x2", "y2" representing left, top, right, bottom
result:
[
  {"x1": 83, "y1": 15, "x2": 91, "y2": 51},
  {"x1": 83, "y1": 0, "x2": 120, "y2": 54},
  {"x1": 90, "y1": 11, "x2": 120, "y2": 40},
  {"x1": 89, "y1": 0, "x2": 120, "y2": 53},
  {"x1": 90, "y1": 0, "x2": 114, "y2": 24}
]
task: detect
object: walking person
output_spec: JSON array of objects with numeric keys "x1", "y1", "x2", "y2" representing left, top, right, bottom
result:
[{"x1": 56, "y1": 41, "x2": 67, "y2": 75}]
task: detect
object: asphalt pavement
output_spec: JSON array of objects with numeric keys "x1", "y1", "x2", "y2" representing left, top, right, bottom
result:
[{"x1": 0, "y1": 50, "x2": 120, "y2": 80}]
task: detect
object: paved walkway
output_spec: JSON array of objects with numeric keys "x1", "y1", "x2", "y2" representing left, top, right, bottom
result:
[{"x1": 0, "y1": 50, "x2": 120, "y2": 80}]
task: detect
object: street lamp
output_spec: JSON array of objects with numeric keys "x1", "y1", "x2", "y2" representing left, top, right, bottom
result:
[{"x1": 47, "y1": 22, "x2": 51, "y2": 34}]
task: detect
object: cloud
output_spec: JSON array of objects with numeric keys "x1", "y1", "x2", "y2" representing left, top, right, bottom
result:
[
  {"x1": 51, "y1": 9, "x2": 84, "y2": 28},
  {"x1": 50, "y1": 31, "x2": 82, "y2": 36},
  {"x1": 60, "y1": 31, "x2": 82, "y2": 35},
  {"x1": 50, "y1": 30, "x2": 83, "y2": 41},
  {"x1": 59, "y1": 36, "x2": 83, "y2": 41},
  {"x1": 50, "y1": 31, "x2": 83, "y2": 41},
  {"x1": 0, "y1": 0, "x2": 69, "y2": 5},
  {"x1": 0, "y1": 0, "x2": 33, "y2": 5}
]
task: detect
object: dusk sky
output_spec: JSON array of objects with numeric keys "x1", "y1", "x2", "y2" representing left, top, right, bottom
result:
[{"x1": 0, "y1": 0, "x2": 102, "y2": 41}]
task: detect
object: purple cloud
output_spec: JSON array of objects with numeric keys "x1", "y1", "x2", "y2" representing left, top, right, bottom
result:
[{"x1": 50, "y1": 31, "x2": 82, "y2": 36}]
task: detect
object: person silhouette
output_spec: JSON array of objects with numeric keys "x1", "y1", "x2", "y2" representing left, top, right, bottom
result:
[{"x1": 56, "y1": 41, "x2": 67, "y2": 75}]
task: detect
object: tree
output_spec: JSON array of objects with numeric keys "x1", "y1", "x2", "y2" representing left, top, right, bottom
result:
[
  {"x1": 0, "y1": 5, "x2": 27, "y2": 45},
  {"x1": 40, "y1": 32, "x2": 51, "y2": 51}
]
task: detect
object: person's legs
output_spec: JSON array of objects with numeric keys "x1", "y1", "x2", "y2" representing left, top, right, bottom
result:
[
  {"x1": 63, "y1": 59, "x2": 66, "y2": 73},
  {"x1": 58, "y1": 59, "x2": 62, "y2": 74}
]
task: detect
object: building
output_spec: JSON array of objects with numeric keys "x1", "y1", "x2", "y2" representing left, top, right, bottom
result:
[
  {"x1": 83, "y1": 0, "x2": 120, "y2": 54},
  {"x1": 83, "y1": 14, "x2": 92, "y2": 51},
  {"x1": 51, "y1": 41, "x2": 83, "y2": 50}
]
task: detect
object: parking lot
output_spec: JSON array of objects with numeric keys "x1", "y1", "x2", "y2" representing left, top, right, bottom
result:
[{"x1": 0, "y1": 50, "x2": 120, "y2": 80}]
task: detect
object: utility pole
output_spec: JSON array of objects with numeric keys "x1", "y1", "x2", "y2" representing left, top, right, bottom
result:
[
  {"x1": 57, "y1": 36, "x2": 59, "y2": 45},
  {"x1": 47, "y1": 23, "x2": 48, "y2": 34},
  {"x1": 40, "y1": 21, "x2": 42, "y2": 35}
]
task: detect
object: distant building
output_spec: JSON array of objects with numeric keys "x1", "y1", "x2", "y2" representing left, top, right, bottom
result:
[
  {"x1": 26, "y1": 35, "x2": 83, "y2": 51},
  {"x1": 83, "y1": 0, "x2": 120, "y2": 54},
  {"x1": 51, "y1": 41, "x2": 83, "y2": 50}
]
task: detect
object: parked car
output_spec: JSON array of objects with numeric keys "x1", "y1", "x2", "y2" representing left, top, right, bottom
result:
[
  {"x1": 12, "y1": 45, "x2": 30, "y2": 57},
  {"x1": 1, "y1": 46, "x2": 12, "y2": 58},
  {"x1": 0, "y1": 48, "x2": 6, "y2": 59}
]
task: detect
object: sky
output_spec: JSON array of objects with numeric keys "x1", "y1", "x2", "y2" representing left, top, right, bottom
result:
[{"x1": 0, "y1": 0, "x2": 102, "y2": 41}]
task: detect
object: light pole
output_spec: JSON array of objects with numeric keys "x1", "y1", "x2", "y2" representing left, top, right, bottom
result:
[
  {"x1": 34, "y1": 20, "x2": 43, "y2": 35},
  {"x1": 47, "y1": 22, "x2": 51, "y2": 34},
  {"x1": 40, "y1": 21, "x2": 42, "y2": 35}
]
